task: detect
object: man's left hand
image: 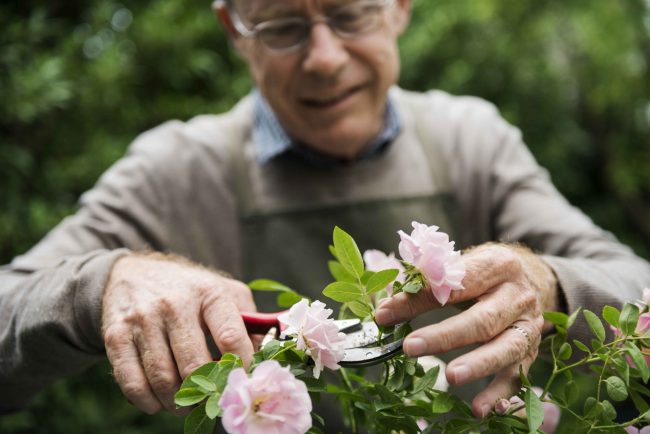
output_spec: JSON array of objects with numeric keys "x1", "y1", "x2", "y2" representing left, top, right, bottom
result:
[{"x1": 375, "y1": 243, "x2": 559, "y2": 418}]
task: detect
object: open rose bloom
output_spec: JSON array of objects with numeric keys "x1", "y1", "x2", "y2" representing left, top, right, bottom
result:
[
  {"x1": 219, "y1": 360, "x2": 312, "y2": 434},
  {"x1": 398, "y1": 221, "x2": 466, "y2": 305},
  {"x1": 278, "y1": 299, "x2": 345, "y2": 378}
]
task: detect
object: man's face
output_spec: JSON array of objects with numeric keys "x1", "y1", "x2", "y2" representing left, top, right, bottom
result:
[{"x1": 229, "y1": 0, "x2": 411, "y2": 159}]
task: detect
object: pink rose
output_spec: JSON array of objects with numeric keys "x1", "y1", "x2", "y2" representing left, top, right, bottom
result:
[
  {"x1": 397, "y1": 221, "x2": 465, "y2": 305},
  {"x1": 625, "y1": 427, "x2": 650, "y2": 434},
  {"x1": 219, "y1": 360, "x2": 312, "y2": 434},
  {"x1": 509, "y1": 387, "x2": 560, "y2": 434},
  {"x1": 637, "y1": 312, "x2": 650, "y2": 334},
  {"x1": 278, "y1": 299, "x2": 345, "y2": 379},
  {"x1": 363, "y1": 249, "x2": 406, "y2": 296}
]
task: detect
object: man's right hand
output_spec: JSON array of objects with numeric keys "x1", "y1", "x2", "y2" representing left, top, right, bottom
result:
[{"x1": 101, "y1": 253, "x2": 256, "y2": 415}]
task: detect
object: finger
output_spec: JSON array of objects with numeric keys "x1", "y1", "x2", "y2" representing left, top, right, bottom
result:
[
  {"x1": 227, "y1": 279, "x2": 258, "y2": 313},
  {"x1": 165, "y1": 315, "x2": 213, "y2": 380},
  {"x1": 400, "y1": 283, "x2": 528, "y2": 357},
  {"x1": 446, "y1": 321, "x2": 539, "y2": 386},
  {"x1": 470, "y1": 352, "x2": 537, "y2": 418},
  {"x1": 203, "y1": 297, "x2": 255, "y2": 367},
  {"x1": 134, "y1": 322, "x2": 183, "y2": 414},
  {"x1": 105, "y1": 326, "x2": 163, "y2": 414}
]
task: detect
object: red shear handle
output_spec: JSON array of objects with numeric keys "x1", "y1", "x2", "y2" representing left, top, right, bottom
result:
[{"x1": 240, "y1": 311, "x2": 289, "y2": 335}]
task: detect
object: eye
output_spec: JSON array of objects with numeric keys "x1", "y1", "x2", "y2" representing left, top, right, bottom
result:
[{"x1": 257, "y1": 19, "x2": 309, "y2": 49}]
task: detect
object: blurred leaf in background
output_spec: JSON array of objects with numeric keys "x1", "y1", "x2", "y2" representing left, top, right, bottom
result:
[{"x1": 0, "y1": 0, "x2": 648, "y2": 432}]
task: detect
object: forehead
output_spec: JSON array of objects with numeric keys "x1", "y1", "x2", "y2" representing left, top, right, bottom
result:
[{"x1": 234, "y1": 0, "x2": 350, "y2": 20}]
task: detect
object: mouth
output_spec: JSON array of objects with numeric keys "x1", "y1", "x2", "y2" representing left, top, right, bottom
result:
[{"x1": 299, "y1": 85, "x2": 364, "y2": 109}]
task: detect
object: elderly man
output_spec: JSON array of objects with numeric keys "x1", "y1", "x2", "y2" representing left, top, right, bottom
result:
[{"x1": 1, "y1": 0, "x2": 649, "y2": 430}]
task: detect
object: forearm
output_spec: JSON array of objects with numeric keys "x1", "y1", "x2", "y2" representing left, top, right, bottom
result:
[{"x1": 0, "y1": 249, "x2": 128, "y2": 412}]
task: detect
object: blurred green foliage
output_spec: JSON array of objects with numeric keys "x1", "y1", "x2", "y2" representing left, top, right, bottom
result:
[{"x1": 0, "y1": 0, "x2": 648, "y2": 432}]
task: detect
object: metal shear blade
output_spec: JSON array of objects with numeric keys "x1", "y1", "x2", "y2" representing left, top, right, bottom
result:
[
  {"x1": 244, "y1": 312, "x2": 405, "y2": 368},
  {"x1": 337, "y1": 320, "x2": 405, "y2": 367}
]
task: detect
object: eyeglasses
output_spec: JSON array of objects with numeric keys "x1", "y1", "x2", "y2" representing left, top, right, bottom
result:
[{"x1": 225, "y1": 0, "x2": 395, "y2": 54}]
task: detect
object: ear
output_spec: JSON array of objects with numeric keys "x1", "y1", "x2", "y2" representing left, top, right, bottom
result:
[
  {"x1": 392, "y1": 0, "x2": 412, "y2": 35},
  {"x1": 212, "y1": 0, "x2": 238, "y2": 38}
]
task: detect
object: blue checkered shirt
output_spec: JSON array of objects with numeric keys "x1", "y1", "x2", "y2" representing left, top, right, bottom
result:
[{"x1": 252, "y1": 89, "x2": 402, "y2": 167}]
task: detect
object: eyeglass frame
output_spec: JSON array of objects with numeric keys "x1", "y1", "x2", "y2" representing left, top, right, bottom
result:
[{"x1": 216, "y1": 0, "x2": 396, "y2": 54}]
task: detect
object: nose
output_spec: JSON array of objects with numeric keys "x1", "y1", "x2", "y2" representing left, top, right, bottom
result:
[{"x1": 302, "y1": 22, "x2": 349, "y2": 76}]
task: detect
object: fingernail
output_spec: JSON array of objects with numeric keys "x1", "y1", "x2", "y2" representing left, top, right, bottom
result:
[
  {"x1": 450, "y1": 364, "x2": 471, "y2": 384},
  {"x1": 404, "y1": 337, "x2": 426, "y2": 356},
  {"x1": 375, "y1": 308, "x2": 394, "y2": 325},
  {"x1": 479, "y1": 403, "x2": 491, "y2": 418}
]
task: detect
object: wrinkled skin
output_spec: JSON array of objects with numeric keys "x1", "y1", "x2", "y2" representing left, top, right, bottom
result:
[
  {"x1": 102, "y1": 253, "x2": 257, "y2": 414},
  {"x1": 376, "y1": 243, "x2": 559, "y2": 418}
]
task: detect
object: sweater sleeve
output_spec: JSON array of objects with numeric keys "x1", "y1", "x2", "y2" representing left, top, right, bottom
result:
[
  {"x1": 432, "y1": 91, "x2": 650, "y2": 343},
  {"x1": 0, "y1": 122, "x2": 180, "y2": 412}
]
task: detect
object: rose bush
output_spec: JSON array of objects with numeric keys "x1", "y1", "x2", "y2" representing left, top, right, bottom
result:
[{"x1": 175, "y1": 223, "x2": 650, "y2": 434}]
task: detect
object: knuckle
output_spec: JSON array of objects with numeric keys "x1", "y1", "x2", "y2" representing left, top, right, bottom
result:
[
  {"x1": 181, "y1": 360, "x2": 205, "y2": 380},
  {"x1": 103, "y1": 325, "x2": 129, "y2": 349},
  {"x1": 510, "y1": 333, "x2": 530, "y2": 357},
  {"x1": 148, "y1": 370, "x2": 178, "y2": 394},
  {"x1": 216, "y1": 324, "x2": 246, "y2": 350},
  {"x1": 477, "y1": 307, "x2": 502, "y2": 341},
  {"x1": 121, "y1": 380, "x2": 149, "y2": 399},
  {"x1": 436, "y1": 331, "x2": 454, "y2": 353}
]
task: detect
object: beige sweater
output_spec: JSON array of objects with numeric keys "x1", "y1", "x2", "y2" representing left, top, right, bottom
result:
[{"x1": 2, "y1": 88, "x2": 649, "y2": 412}]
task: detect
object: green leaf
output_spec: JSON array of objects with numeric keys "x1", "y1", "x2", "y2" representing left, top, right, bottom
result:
[
  {"x1": 583, "y1": 309, "x2": 605, "y2": 342},
  {"x1": 558, "y1": 342, "x2": 572, "y2": 360},
  {"x1": 602, "y1": 305, "x2": 621, "y2": 328},
  {"x1": 543, "y1": 311, "x2": 568, "y2": 328},
  {"x1": 328, "y1": 260, "x2": 356, "y2": 283},
  {"x1": 605, "y1": 376, "x2": 628, "y2": 401},
  {"x1": 184, "y1": 403, "x2": 215, "y2": 434},
  {"x1": 573, "y1": 339, "x2": 590, "y2": 353},
  {"x1": 190, "y1": 375, "x2": 216, "y2": 393},
  {"x1": 402, "y1": 281, "x2": 423, "y2": 293},
  {"x1": 248, "y1": 278, "x2": 293, "y2": 292},
  {"x1": 175, "y1": 387, "x2": 209, "y2": 407},
  {"x1": 626, "y1": 344, "x2": 650, "y2": 382},
  {"x1": 412, "y1": 365, "x2": 440, "y2": 394},
  {"x1": 347, "y1": 301, "x2": 373, "y2": 318},
  {"x1": 519, "y1": 365, "x2": 532, "y2": 388},
  {"x1": 366, "y1": 269, "x2": 399, "y2": 294},
  {"x1": 333, "y1": 226, "x2": 364, "y2": 278},
  {"x1": 620, "y1": 303, "x2": 640, "y2": 335},
  {"x1": 328, "y1": 245, "x2": 338, "y2": 260},
  {"x1": 323, "y1": 281, "x2": 363, "y2": 302},
  {"x1": 248, "y1": 279, "x2": 304, "y2": 307},
  {"x1": 205, "y1": 393, "x2": 222, "y2": 419},
  {"x1": 431, "y1": 392, "x2": 455, "y2": 413},
  {"x1": 180, "y1": 362, "x2": 220, "y2": 389},
  {"x1": 277, "y1": 290, "x2": 303, "y2": 307},
  {"x1": 524, "y1": 388, "x2": 544, "y2": 434},
  {"x1": 601, "y1": 399, "x2": 617, "y2": 421},
  {"x1": 567, "y1": 308, "x2": 582, "y2": 329},
  {"x1": 583, "y1": 397, "x2": 603, "y2": 419}
]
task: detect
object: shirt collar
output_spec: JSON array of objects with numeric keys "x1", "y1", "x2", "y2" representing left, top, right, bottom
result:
[{"x1": 252, "y1": 89, "x2": 402, "y2": 167}]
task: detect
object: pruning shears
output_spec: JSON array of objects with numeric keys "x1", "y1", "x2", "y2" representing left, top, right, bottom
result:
[{"x1": 241, "y1": 311, "x2": 406, "y2": 367}]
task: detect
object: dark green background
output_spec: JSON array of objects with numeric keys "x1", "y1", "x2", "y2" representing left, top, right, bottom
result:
[{"x1": 1, "y1": 0, "x2": 649, "y2": 432}]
